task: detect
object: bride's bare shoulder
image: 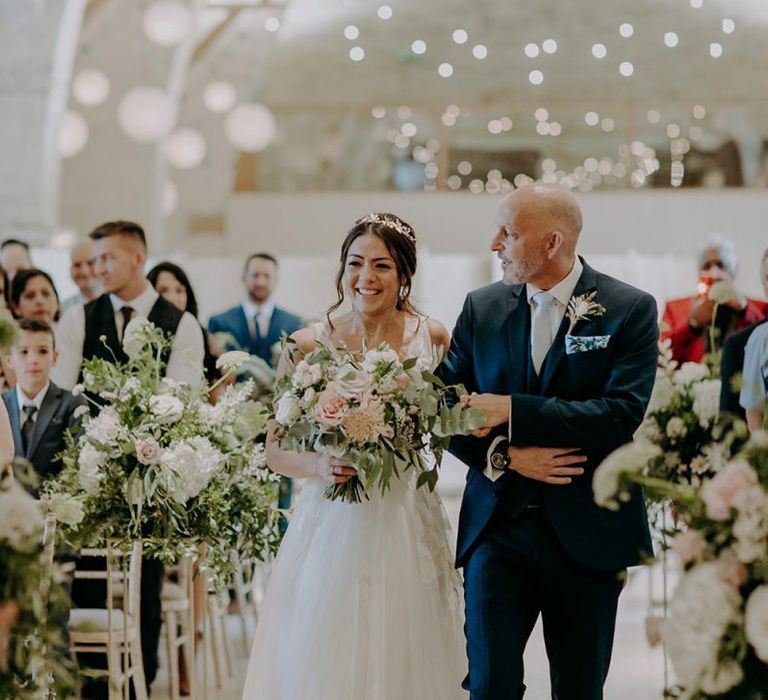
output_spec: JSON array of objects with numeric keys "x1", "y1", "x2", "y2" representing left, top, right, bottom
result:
[
  {"x1": 425, "y1": 318, "x2": 451, "y2": 352},
  {"x1": 290, "y1": 326, "x2": 317, "y2": 355}
]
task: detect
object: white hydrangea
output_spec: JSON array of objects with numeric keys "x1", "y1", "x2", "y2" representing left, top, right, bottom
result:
[
  {"x1": 732, "y1": 507, "x2": 768, "y2": 563},
  {"x1": 78, "y1": 441, "x2": 106, "y2": 494},
  {"x1": 85, "y1": 407, "x2": 122, "y2": 445},
  {"x1": 673, "y1": 362, "x2": 710, "y2": 387},
  {"x1": 593, "y1": 440, "x2": 662, "y2": 509},
  {"x1": 149, "y1": 394, "x2": 184, "y2": 423},
  {"x1": 745, "y1": 585, "x2": 768, "y2": 662},
  {"x1": 0, "y1": 484, "x2": 43, "y2": 551},
  {"x1": 692, "y1": 379, "x2": 722, "y2": 428},
  {"x1": 122, "y1": 316, "x2": 154, "y2": 360},
  {"x1": 635, "y1": 417, "x2": 662, "y2": 443},
  {"x1": 664, "y1": 562, "x2": 741, "y2": 695},
  {"x1": 161, "y1": 436, "x2": 223, "y2": 504},
  {"x1": 647, "y1": 372, "x2": 676, "y2": 413},
  {"x1": 46, "y1": 493, "x2": 85, "y2": 527}
]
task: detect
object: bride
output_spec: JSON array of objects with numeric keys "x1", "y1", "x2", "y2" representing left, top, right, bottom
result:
[{"x1": 242, "y1": 213, "x2": 468, "y2": 699}]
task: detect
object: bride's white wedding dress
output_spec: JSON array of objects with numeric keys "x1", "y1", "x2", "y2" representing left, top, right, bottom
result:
[{"x1": 242, "y1": 320, "x2": 467, "y2": 699}]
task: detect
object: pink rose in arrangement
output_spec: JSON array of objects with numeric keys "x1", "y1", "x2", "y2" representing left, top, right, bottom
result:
[
  {"x1": 313, "y1": 383, "x2": 349, "y2": 427},
  {"x1": 701, "y1": 459, "x2": 759, "y2": 521},
  {"x1": 135, "y1": 437, "x2": 162, "y2": 465},
  {"x1": 671, "y1": 529, "x2": 707, "y2": 566},
  {"x1": 716, "y1": 548, "x2": 748, "y2": 589}
]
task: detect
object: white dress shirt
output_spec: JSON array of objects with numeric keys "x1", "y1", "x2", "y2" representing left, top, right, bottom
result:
[
  {"x1": 484, "y1": 257, "x2": 584, "y2": 481},
  {"x1": 16, "y1": 381, "x2": 49, "y2": 425},
  {"x1": 51, "y1": 285, "x2": 204, "y2": 390},
  {"x1": 241, "y1": 299, "x2": 274, "y2": 338}
]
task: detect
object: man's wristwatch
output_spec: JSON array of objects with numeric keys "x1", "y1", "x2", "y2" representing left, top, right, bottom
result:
[{"x1": 490, "y1": 440, "x2": 511, "y2": 472}]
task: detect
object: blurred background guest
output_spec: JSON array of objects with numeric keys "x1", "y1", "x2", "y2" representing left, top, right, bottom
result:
[
  {"x1": 208, "y1": 252, "x2": 302, "y2": 367},
  {"x1": 0, "y1": 239, "x2": 33, "y2": 282},
  {"x1": 147, "y1": 261, "x2": 225, "y2": 401},
  {"x1": 61, "y1": 239, "x2": 100, "y2": 314},
  {"x1": 10, "y1": 269, "x2": 61, "y2": 326},
  {"x1": 720, "y1": 248, "x2": 768, "y2": 417},
  {"x1": 661, "y1": 234, "x2": 768, "y2": 364}
]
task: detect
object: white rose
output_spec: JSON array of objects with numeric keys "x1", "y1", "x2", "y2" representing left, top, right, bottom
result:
[
  {"x1": 673, "y1": 362, "x2": 710, "y2": 386},
  {"x1": 161, "y1": 436, "x2": 222, "y2": 504},
  {"x1": 333, "y1": 365, "x2": 374, "y2": 401},
  {"x1": 149, "y1": 394, "x2": 184, "y2": 423},
  {"x1": 134, "y1": 437, "x2": 162, "y2": 465},
  {"x1": 745, "y1": 585, "x2": 768, "y2": 662},
  {"x1": 86, "y1": 407, "x2": 122, "y2": 445},
  {"x1": 708, "y1": 279, "x2": 737, "y2": 306},
  {"x1": 293, "y1": 360, "x2": 323, "y2": 389},
  {"x1": 275, "y1": 393, "x2": 302, "y2": 425},
  {"x1": 665, "y1": 416, "x2": 687, "y2": 439},
  {"x1": 78, "y1": 441, "x2": 106, "y2": 494},
  {"x1": 301, "y1": 387, "x2": 316, "y2": 407},
  {"x1": 73, "y1": 405, "x2": 89, "y2": 420}
]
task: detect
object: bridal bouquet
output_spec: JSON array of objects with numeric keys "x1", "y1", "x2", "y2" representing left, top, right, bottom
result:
[
  {"x1": 651, "y1": 437, "x2": 768, "y2": 698},
  {"x1": 0, "y1": 469, "x2": 72, "y2": 698},
  {"x1": 274, "y1": 339, "x2": 485, "y2": 502},
  {"x1": 48, "y1": 319, "x2": 282, "y2": 586},
  {"x1": 594, "y1": 342, "x2": 748, "y2": 511}
]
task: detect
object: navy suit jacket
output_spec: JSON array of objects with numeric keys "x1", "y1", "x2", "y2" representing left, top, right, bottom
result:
[
  {"x1": 4, "y1": 381, "x2": 87, "y2": 493},
  {"x1": 207, "y1": 304, "x2": 302, "y2": 366},
  {"x1": 441, "y1": 259, "x2": 657, "y2": 571}
]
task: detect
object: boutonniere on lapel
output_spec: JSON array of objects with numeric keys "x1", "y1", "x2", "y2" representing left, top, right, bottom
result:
[{"x1": 565, "y1": 291, "x2": 610, "y2": 354}]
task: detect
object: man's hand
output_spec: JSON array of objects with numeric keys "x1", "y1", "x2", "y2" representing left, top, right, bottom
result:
[
  {"x1": 688, "y1": 296, "x2": 716, "y2": 327},
  {"x1": 461, "y1": 392, "x2": 510, "y2": 434},
  {"x1": 507, "y1": 445, "x2": 586, "y2": 485}
]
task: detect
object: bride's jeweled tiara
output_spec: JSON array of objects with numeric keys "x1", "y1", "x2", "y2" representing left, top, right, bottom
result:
[{"x1": 358, "y1": 213, "x2": 416, "y2": 245}]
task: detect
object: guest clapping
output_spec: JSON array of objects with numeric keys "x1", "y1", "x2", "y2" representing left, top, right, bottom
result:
[
  {"x1": 661, "y1": 235, "x2": 768, "y2": 363},
  {"x1": 10, "y1": 269, "x2": 61, "y2": 325}
]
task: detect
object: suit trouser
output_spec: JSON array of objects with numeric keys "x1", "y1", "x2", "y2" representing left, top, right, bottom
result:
[
  {"x1": 462, "y1": 507, "x2": 623, "y2": 700},
  {"x1": 71, "y1": 556, "x2": 164, "y2": 698}
]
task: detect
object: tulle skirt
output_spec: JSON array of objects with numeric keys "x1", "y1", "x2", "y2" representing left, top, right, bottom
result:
[{"x1": 242, "y1": 475, "x2": 468, "y2": 700}]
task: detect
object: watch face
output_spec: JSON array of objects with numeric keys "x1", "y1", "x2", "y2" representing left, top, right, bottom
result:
[{"x1": 491, "y1": 451, "x2": 508, "y2": 470}]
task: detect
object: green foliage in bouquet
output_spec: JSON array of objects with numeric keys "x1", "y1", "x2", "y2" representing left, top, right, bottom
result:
[
  {"x1": 274, "y1": 337, "x2": 486, "y2": 503},
  {"x1": 0, "y1": 468, "x2": 73, "y2": 699},
  {"x1": 0, "y1": 315, "x2": 18, "y2": 355},
  {"x1": 47, "y1": 319, "x2": 282, "y2": 588}
]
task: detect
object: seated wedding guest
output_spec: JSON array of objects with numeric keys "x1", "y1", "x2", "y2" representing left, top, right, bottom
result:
[
  {"x1": 52, "y1": 220, "x2": 204, "y2": 698},
  {"x1": 2, "y1": 319, "x2": 86, "y2": 494},
  {"x1": 661, "y1": 234, "x2": 768, "y2": 364},
  {"x1": 10, "y1": 269, "x2": 61, "y2": 326},
  {"x1": 208, "y1": 252, "x2": 302, "y2": 367},
  {"x1": 0, "y1": 239, "x2": 33, "y2": 282},
  {"x1": 61, "y1": 239, "x2": 100, "y2": 314},
  {"x1": 720, "y1": 248, "x2": 768, "y2": 418},
  {"x1": 147, "y1": 261, "x2": 224, "y2": 398}
]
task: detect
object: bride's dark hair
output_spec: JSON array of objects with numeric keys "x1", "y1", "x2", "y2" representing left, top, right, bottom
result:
[{"x1": 326, "y1": 213, "x2": 418, "y2": 328}]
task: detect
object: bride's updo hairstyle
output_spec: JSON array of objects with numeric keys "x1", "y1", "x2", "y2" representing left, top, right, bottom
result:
[{"x1": 326, "y1": 212, "x2": 418, "y2": 325}]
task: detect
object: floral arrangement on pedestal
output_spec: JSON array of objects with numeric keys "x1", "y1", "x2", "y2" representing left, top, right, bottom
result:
[
  {"x1": 594, "y1": 341, "x2": 747, "y2": 512},
  {"x1": 0, "y1": 469, "x2": 72, "y2": 699},
  {"x1": 274, "y1": 338, "x2": 485, "y2": 503},
  {"x1": 48, "y1": 319, "x2": 282, "y2": 587}
]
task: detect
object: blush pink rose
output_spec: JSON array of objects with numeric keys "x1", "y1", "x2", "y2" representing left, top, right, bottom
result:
[
  {"x1": 671, "y1": 529, "x2": 707, "y2": 566},
  {"x1": 701, "y1": 459, "x2": 759, "y2": 521},
  {"x1": 716, "y1": 548, "x2": 748, "y2": 589},
  {"x1": 334, "y1": 368, "x2": 374, "y2": 401},
  {"x1": 313, "y1": 383, "x2": 349, "y2": 427},
  {"x1": 135, "y1": 437, "x2": 161, "y2": 465}
]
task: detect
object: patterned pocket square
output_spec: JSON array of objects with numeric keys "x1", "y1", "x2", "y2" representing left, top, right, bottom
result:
[{"x1": 565, "y1": 334, "x2": 611, "y2": 354}]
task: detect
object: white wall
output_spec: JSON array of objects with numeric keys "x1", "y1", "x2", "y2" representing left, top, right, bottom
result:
[{"x1": 32, "y1": 189, "x2": 768, "y2": 332}]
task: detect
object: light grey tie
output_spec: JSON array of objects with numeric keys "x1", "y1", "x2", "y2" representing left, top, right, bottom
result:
[{"x1": 531, "y1": 291, "x2": 556, "y2": 375}]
